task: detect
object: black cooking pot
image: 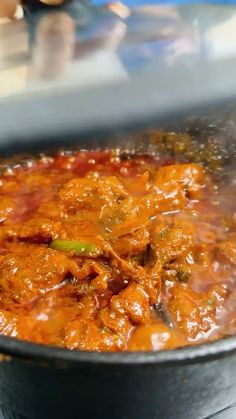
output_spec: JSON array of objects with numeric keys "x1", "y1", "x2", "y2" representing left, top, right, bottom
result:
[{"x1": 0, "y1": 103, "x2": 235, "y2": 419}]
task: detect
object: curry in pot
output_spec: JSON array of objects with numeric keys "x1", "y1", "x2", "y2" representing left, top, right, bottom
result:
[{"x1": 0, "y1": 134, "x2": 235, "y2": 352}]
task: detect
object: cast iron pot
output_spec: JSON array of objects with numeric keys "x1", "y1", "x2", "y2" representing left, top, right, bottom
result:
[{"x1": 0, "y1": 106, "x2": 235, "y2": 419}]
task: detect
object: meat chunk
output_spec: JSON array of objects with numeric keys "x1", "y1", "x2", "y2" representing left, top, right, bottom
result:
[
  {"x1": 168, "y1": 283, "x2": 227, "y2": 340},
  {"x1": 144, "y1": 163, "x2": 206, "y2": 213},
  {"x1": 127, "y1": 320, "x2": 187, "y2": 351},
  {"x1": 154, "y1": 163, "x2": 206, "y2": 200},
  {"x1": 10, "y1": 218, "x2": 62, "y2": 243},
  {"x1": 150, "y1": 221, "x2": 193, "y2": 265},
  {"x1": 110, "y1": 283, "x2": 151, "y2": 324},
  {"x1": 65, "y1": 319, "x2": 123, "y2": 351},
  {"x1": 59, "y1": 176, "x2": 128, "y2": 214},
  {"x1": 102, "y1": 195, "x2": 150, "y2": 238},
  {"x1": 0, "y1": 244, "x2": 80, "y2": 304},
  {"x1": 110, "y1": 226, "x2": 150, "y2": 256}
]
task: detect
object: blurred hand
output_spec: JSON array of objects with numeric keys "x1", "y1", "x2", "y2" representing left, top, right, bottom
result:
[{"x1": 32, "y1": 11, "x2": 75, "y2": 79}]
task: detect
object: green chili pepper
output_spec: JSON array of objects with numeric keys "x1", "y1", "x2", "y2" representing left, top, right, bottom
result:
[{"x1": 50, "y1": 239, "x2": 101, "y2": 257}]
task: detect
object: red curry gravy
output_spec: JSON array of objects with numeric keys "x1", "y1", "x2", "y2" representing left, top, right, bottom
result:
[{"x1": 0, "y1": 146, "x2": 235, "y2": 351}]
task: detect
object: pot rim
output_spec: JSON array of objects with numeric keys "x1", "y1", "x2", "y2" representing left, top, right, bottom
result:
[{"x1": 0, "y1": 334, "x2": 235, "y2": 365}]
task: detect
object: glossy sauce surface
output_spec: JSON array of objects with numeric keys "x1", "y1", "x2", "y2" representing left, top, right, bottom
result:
[{"x1": 0, "y1": 148, "x2": 235, "y2": 352}]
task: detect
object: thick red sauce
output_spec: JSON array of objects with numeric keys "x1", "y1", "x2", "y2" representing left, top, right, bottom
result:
[{"x1": 0, "y1": 149, "x2": 235, "y2": 351}]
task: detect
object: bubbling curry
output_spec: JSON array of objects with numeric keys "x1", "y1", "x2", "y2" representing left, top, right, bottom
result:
[{"x1": 0, "y1": 132, "x2": 235, "y2": 352}]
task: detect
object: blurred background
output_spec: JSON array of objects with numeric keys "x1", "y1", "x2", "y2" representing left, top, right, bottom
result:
[
  {"x1": 1, "y1": 0, "x2": 236, "y2": 94},
  {"x1": 0, "y1": 0, "x2": 236, "y2": 146}
]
